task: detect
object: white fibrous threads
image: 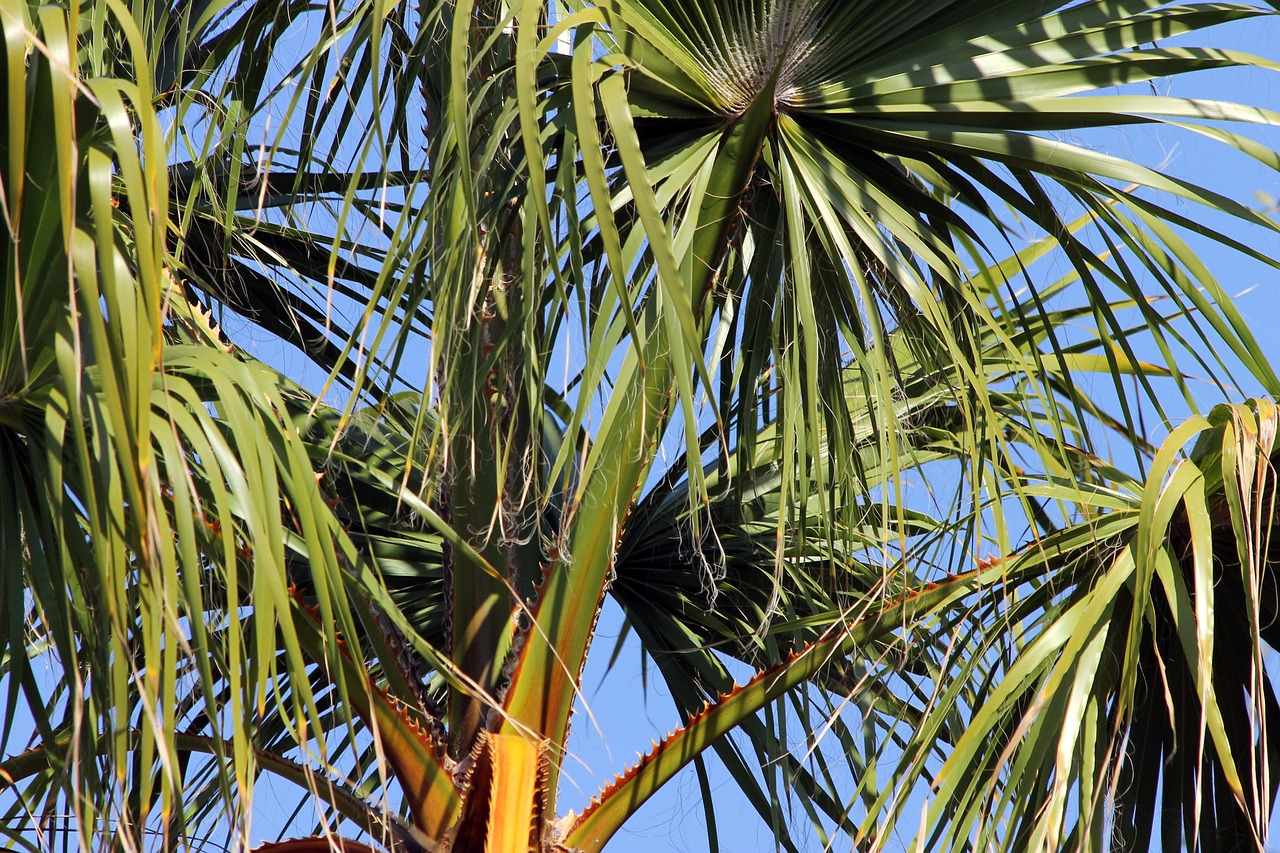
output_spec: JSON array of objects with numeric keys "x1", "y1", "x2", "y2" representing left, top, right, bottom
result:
[{"x1": 698, "y1": 0, "x2": 827, "y2": 114}]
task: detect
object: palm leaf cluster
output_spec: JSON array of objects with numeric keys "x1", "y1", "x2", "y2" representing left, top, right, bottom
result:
[{"x1": 2, "y1": 0, "x2": 1280, "y2": 850}]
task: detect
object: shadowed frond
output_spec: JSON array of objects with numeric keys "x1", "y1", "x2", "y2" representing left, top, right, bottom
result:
[{"x1": 5, "y1": 0, "x2": 1280, "y2": 851}]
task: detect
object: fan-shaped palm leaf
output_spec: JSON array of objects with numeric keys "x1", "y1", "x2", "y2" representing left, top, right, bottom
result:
[{"x1": 6, "y1": 0, "x2": 1280, "y2": 851}]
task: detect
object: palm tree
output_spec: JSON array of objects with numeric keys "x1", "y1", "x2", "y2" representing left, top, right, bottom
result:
[{"x1": 4, "y1": 0, "x2": 1280, "y2": 849}]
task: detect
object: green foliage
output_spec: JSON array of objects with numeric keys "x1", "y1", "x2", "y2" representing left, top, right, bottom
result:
[{"x1": 2, "y1": 0, "x2": 1280, "y2": 850}]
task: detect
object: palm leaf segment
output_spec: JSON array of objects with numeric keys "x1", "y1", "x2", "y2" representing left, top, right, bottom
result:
[
  {"x1": 0, "y1": 2, "x2": 397, "y2": 848},
  {"x1": 560, "y1": 2, "x2": 1280, "y2": 845},
  {"x1": 4, "y1": 0, "x2": 1280, "y2": 851}
]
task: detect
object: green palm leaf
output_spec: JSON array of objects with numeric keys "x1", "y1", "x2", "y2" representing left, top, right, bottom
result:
[{"x1": 6, "y1": 0, "x2": 1280, "y2": 850}]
